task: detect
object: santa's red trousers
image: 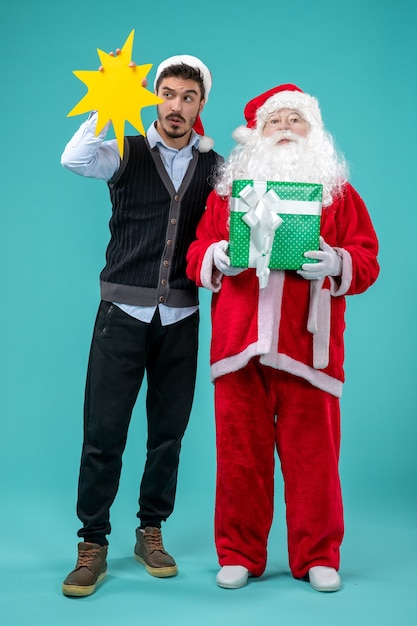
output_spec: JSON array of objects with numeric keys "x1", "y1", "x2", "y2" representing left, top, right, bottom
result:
[{"x1": 214, "y1": 359, "x2": 344, "y2": 579}]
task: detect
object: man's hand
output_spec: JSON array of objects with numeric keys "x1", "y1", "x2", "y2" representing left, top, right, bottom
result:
[
  {"x1": 297, "y1": 236, "x2": 342, "y2": 280},
  {"x1": 98, "y1": 49, "x2": 147, "y2": 86},
  {"x1": 214, "y1": 240, "x2": 246, "y2": 276}
]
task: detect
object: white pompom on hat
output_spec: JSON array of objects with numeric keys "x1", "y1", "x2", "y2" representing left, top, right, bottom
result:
[
  {"x1": 154, "y1": 54, "x2": 214, "y2": 152},
  {"x1": 233, "y1": 83, "x2": 323, "y2": 144}
]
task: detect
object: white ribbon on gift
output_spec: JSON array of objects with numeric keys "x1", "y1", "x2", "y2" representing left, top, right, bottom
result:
[{"x1": 238, "y1": 184, "x2": 283, "y2": 288}]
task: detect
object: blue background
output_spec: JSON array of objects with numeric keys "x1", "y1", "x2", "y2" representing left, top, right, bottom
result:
[{"x1": 1, "y1": 0, "x2": 416, "y2": 624}]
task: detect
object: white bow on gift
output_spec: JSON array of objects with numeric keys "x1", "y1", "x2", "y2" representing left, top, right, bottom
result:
[{"x1": 238, "y1": 184, "x2": 283, "y2": 288}]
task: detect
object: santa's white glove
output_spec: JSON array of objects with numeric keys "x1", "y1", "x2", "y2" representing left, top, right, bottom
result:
[
  {"x1": 213, "y1": 240, "x2": 245, "y2": 276},
  {"x1": 297, "y1": 236, "x2": 342, "y2": 280}
]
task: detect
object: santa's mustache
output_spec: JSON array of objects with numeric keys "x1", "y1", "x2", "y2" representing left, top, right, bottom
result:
[{"x1": 263, "y1": 131, "x2": 301, "y2": 146}]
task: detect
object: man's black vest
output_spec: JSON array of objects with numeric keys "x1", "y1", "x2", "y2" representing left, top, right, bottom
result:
[{"x1": 100, "y1": 135, "x2": 219, "y2": 307}]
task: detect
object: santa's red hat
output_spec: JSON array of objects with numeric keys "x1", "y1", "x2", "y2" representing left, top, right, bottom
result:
[
  {"x1": 233, "y1": 84, "x2": 323, "y2": 144},
  {"x1": 154, "y1": 54, "x2": 214, "y2": 152}
]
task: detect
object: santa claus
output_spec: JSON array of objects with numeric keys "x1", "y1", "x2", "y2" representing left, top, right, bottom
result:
[{"x1": 186, "y1": 84, "x2": 379, "y2": 592}]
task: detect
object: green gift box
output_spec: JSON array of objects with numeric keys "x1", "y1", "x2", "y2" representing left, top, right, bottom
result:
[{"x1": 229, "y1": 180, "x2": 323, "y2": 271}]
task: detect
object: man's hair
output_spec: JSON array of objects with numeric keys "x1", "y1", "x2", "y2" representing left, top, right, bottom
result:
[{"x1": 155, "y1": 63, "x2": 205, "y2": 100}]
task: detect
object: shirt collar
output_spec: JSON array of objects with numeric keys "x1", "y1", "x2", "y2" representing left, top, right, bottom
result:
[{"x1": 146, "y1": 121, "x2": 200, "y2": 152}]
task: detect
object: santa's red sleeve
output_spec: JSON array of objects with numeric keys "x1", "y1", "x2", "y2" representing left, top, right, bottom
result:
[
  {"x1": 333, "y1": 183, "x2": 379, "y2": 296},
  {"x1": 186, "y1": 190, "x2": 230, "y2": 291},
  {"x1": 319, "y1": 183, "x2": 379, "y2": 300}
]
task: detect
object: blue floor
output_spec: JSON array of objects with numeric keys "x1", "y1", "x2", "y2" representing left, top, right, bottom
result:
[{"x1": 1, "y1": 490, "x2": 416, "y2": 626}]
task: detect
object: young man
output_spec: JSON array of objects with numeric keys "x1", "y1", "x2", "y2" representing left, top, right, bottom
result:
[
  {"x1": 61, "y1": 54, "x2": 221, "y2": 597},
  {"x1": 187, "y1": 84, "x2": 379, "y2": 592}
]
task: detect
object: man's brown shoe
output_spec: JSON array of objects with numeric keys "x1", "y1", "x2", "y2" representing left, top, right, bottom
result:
[
  {"x1": 134, "y1": 527, "x2": 178, "y2": 577},
  {"x1": 62, "y1": 542, "x2": 108, "y2": 596}
]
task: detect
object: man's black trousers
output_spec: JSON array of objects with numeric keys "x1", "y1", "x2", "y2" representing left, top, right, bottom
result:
[{"x1": 76, "y1": 301, "x2": 199, "y2": 545}]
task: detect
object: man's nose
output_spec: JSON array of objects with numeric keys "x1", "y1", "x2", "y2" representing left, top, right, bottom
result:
[{"x1": 170, "y1": 96, "x2": 182, "y2": 111}]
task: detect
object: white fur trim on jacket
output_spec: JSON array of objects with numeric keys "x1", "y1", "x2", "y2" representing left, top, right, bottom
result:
[
  {"x1": 210, "y1": 270, "x2": 346, "y2": 398},
  {"x1": 200, "y1": 242, "x2": 223, "y2": 292},
  {"x1": 306, "y1": 248, "x2": 352, "y2": 370}
]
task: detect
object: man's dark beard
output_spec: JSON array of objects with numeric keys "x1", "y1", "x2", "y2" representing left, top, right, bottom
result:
[
  {"x1": 164, "y1": 128, "x2": 188, "y2": 138},
  {"x1": 159, "y1": 113, "x2": 197, "y2": 139}
]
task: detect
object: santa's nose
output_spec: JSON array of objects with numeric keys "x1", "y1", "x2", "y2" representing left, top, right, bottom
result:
[{"x1": 277, "y1": 120, "x2": 290, "y2": 129}]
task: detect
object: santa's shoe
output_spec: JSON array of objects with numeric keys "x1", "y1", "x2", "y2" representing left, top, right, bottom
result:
[
  {"x1": 216, "y1": 565, "x2": 250, "y2": 589},
  {"x1": 308, "y1": 566, "x2": 341, "y2": 592}
]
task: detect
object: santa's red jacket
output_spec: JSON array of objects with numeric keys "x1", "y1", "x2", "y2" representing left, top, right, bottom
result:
[{"x1": 186, "y1": 182, "x2": 379, "y2": 398}]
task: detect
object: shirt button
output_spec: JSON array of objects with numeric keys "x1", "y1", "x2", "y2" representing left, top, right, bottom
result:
[
  {"x1": 174, "y1": 195, "x2": 179, "y2": 202},
  {"x1": 163, "y1": 260, "x2": 169, "y2": 267},
  {"x1": 161, "y1": 279, "x2": 167, "y2": 286},
  {"x1": 171, "y1": 218, "x2": 177, "y2": 225},
  {"x1": 167, "y1": 240, "x2": 173, "y2": 246},
  {"x1": 159, "y1": 295, "x2": 165, "y2": 303}
]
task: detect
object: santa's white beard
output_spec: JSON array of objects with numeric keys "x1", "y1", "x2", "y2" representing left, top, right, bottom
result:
[{"x1": 216, "y1": 128, "x2": 348, "y2": 207}]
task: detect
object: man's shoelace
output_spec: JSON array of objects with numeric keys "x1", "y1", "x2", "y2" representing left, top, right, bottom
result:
[
  {"x1": 143, "y1": 531, "x2": 164, "y2": 551},
  {"x1": 77, "y1": 549, "x2": 101, "y2": 567}
]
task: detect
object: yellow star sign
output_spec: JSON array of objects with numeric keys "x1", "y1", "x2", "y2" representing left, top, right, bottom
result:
[{"x1": 67, "y1": 30, "x2": 163, "y2": 158}]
